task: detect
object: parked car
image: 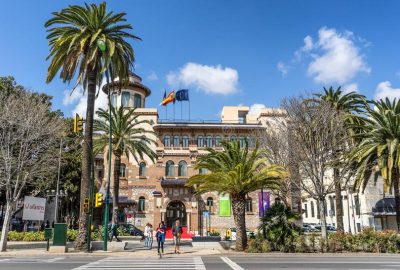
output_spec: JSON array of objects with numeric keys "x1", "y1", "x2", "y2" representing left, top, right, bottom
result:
[{"x1": 107, "y1": 223, "x2": 145, "y2": 239}]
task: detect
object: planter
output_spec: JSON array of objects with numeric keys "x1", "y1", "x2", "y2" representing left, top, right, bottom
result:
[{"x1": 192, "y1": 236, "x2": 221, "y2": 242}]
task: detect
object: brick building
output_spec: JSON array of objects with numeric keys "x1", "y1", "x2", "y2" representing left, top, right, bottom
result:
[{"x1": 97, "y1": 73, "x2": 289, "y2": 236}]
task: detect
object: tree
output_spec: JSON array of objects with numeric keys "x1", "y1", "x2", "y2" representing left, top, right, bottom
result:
[
  {"x1": 282, "y1": 96, "x2": 348, "y2": 243},
  {"x1": 186, "y1": 140, "x2": 287, "y2": 251},
  {"x1": 93, "y1": 106, "x2": 157, "y2": 223},
  {"x1": 45, "y1": 2, "x2": 140, "y2": 248},
  {"x1": 260, "y1": 203, "x2": 300, "y2": 251},
  {"x1": 349, "y1": 98, "x2": 400, "y2": 231},
  {"x1": 0, "y1": 90, "x2": 64, "y2": 251},
  {"x1": 314, "y1": 87, "x2": 367, "y2": 233}
]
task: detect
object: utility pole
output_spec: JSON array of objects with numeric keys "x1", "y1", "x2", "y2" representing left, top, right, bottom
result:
[{"x1": 55, "y1": 138, "x2": 63, "y2": 223}]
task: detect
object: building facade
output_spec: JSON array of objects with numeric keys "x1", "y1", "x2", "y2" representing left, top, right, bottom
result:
[{"x1": 97, "y1": 73, "x2": 288, "y2": 237}]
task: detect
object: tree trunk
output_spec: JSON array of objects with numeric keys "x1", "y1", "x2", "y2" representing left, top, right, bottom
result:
[
  {"x1": 0, "y1": 201, "x2": 13, "y2": 252},
  {"x1": 75, "y1": 69, "x2": 97, "y2": 250},
  {"x1": 112, "y1": 154, "x2": 121, "y2": 223},
  {"x1": 231, "y1": 194, "x2": 247, "y2": 251},
  {"x1": 393, "y1": 169, "x2": 400, "y2": 232},
  {"x1": 334, "y1": 168, "x2": 344, "y2": 233},
  {"x1": 318, "y1": 198, "x2": 328, "y2": 247}
]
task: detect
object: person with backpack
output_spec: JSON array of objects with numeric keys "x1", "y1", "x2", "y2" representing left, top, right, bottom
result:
[
  {"x1": 156, "y1": 223, "x2": 165, "y2": 257},
  {"x1": 172, "y1": 220, "x2": 183, "y2": 254}
]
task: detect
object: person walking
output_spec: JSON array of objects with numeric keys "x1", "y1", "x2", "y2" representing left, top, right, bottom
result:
[
  {"x1": 172, "y1": 220, "x2": 183, "y2": 254},
  {"x1": 144, "y1": 223, "x2": 150, "y2": 247},
  {"x1": 156, "y1": 223, "x2": 165, "y2": 257},
  {"x1": 148, "y1": 224, "x2": 154, "y2": 250},
  {"x1": 110, "y1": 221, "x2": 121, "y2": 242}
]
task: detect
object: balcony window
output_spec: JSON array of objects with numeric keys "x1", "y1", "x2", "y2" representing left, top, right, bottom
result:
[
  {"x1": 230, "y1": 135, "x2": 237, "y2": 142},
  {"x1": 173, "y1": 136, "x2": 180, "y2": 147},
  {"x1": 166, "y1": 160, "x2": 174, "y2": 177},
  {"x1": 206, "y1": 136, "x2": 213, "y2": 148},
  {"x1": 182, "y1": 136, "x2": 189, "y2": 148},
  {"x1": 197, "y1": 136, "x2": 204, "y2": 148},
  {"x1": 178, "y1": 160, "x2": 187, "y2": 177},
  {"x1": 163, "y1": 136, "x2": 171, "y2": 147},
  {"x1": 239, "y1": 136, "x2": 245, "y2": 148},
  {"x1": 121, "y1": 92, "x2": 130, "y2": 107},
  {"x1": 134, "y1": 93, "x2": 142, "y2": 108},
  {"x1": 215, "y1": 136, "x2": 221, "y2": 147}
]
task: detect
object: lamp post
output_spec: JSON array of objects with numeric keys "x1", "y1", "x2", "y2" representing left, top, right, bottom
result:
[{"x1": 53, "y1": 138, "x2": 70, "y2": 223}]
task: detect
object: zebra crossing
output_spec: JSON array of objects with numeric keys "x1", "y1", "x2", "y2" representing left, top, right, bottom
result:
[{"x1": 73, "y1": 256, "x2": 206, "y2": 270}]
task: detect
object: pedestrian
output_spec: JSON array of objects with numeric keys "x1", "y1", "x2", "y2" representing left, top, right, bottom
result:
[
  {"x1": 148, "y1": 224, "x2": 153, "y2": 249},
  {"x1": 144, "y1": 223, "x2": 150, "y2": 247},
  {"x1": 110, "y1": 221, "x2": 121, "y2": 242},
  {"x1": 172, "y1": 220, "x2": 183, "y2": 254},
  {"x1": 45, "y1": 220, "x2": 50, "y2": 229},
  {"x1": 156, "y1": 223, "x2": 165, "y2": 257},
  {"x1": 161, "y1": 220, "x2": 167, "y2": 231}
]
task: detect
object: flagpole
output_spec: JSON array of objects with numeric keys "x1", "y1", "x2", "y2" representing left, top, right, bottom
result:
[
  {"x1": 181, "y1": 101, "x2": 182, "y2": 120},
  {"x1": 173, "y1": 102, "x2": 175, "y2": 121},
  {"x1": 189, "y1": 100, "x2": 191, "y2": 122},
  {"x1": 166, "y1": 104, "x2": 167, "y2": 121}
]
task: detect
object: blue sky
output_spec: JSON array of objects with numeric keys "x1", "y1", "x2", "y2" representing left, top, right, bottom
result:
[{"x1": 1, "y1": 0, "x2": 400, "y2": 120}]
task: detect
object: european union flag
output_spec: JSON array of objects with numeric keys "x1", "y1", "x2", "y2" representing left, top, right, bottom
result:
[{"x1": 175, "y1": 89, "x2": 189, "y2": 101}]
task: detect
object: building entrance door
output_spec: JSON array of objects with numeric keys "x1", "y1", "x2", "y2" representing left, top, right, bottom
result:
[{"x1": 166, "y1": 200, "x2": 187, "y2": 227}]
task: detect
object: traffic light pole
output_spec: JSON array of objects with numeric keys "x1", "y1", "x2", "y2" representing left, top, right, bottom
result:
[{"x1": 103, "y1": 69, "x2": 113, "y2": 251}]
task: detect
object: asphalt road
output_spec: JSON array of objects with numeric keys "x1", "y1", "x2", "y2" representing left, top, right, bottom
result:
[{"x1": 0, "y1": 254, "x2": 400, "y2": 270}]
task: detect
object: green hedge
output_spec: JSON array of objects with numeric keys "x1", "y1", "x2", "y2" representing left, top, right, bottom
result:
[{"x1": 247, "y1": 228, "x2": 400, "y2": 253}]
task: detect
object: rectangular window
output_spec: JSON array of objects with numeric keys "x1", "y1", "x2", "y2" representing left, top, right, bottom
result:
[
  {"x1": 111, "y1": 93, "x2": 117, "y2": 107},
  {"x1": 355, "y1": 195, "x2": 361, "y2": 216},
  {"x1": 197, "y1": 136, "x2": 204, "y2": 148},
  {"x1": 311, "y1": 202, "x2": 315, "y2": 218},
  {"x1": 182, "y1": 136, "x2": 189, "y2": 148},
  {"x1": 173, "y1": 136, "x2": 180, "y2": 147},
  {"x1": 121, "y1": 92, "x2": 130, "y2": 107},
  {"x1": 356, "y1": 223, "x2": 361, "y2": 233},
  {"x1": 304, "y1": 204, "x2": 308, "y2": 218},
  {"x1": 164, "y1": 136, "x2": 170, "y2": 147},
  {"x1": 245, "y1": 199, "x2": 252, "y2": 212},
  {"x1": 206, "y1": 136, "x2": 213, "y2": 147}
]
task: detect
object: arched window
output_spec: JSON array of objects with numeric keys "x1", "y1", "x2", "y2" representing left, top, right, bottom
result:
[
  {"x1": 121, "y1": 91, "x2": 130, "y2": 107},
  {"x1": 134, "y1": 93, "x2": 142, "y2": 108},
  {"x1": 199, "y1": 168, "x2": 208, "y2": 175},
  {"x1": 166, "y1": 160, "x2": 174, "y2": 177},
  {"x1": 178, "y1": 160, "x2": 187, "y2": 177},
  {"x1": 164, "y1": 136, "x2": 171, "y2": 147},
  {"x1": 182, "y1": 136, "x2": 189, "y2": 148},
  {"x1": 120, "y1": 163, "x2": 126, "y2": 178},
  {"x1": 138, "y1": 196, "x2": 145, "y2": 212},
  {"x1": 207, "y1": 197, "x2": 213, "y2": 207},
  {"x1": 246, "y1": 197, "x2": 253, "y2": 212},
  {"x1": 239, "y1": 136, "x2": 245, "y2": 148},
  {"x1": 215, "y1": 136, "x2": 222, "y2": 147},
  {"x1": 197, "y1": 136, "x2": 204, "y2": 148},
  {"x1": 139, "y1": 162, "x2": 146, "y2": 177},
  {"x1": 230, "y1": 135, "x2": 237, "y2": 142},
  {"x1": 207, "y1": 136, "x2": 213, "y2": 147},
  {"x1": 173, "y1": 136, "x2": 180, "y2": 147},
  {"x1": 111, "y1": 93, "x2": 117, "y2": 107},
  {"x1": 311, "y1": 201, "x2": 315, "y2": 218}
]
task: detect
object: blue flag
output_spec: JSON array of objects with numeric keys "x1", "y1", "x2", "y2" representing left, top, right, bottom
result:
[{"x1": 175, "y1": 89, "x2": 189, "y2": 101}]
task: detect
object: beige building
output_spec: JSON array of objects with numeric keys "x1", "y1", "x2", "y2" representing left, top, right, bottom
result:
[{"x1": 96, "y1": 73, "x2": 289, "y2": 237}]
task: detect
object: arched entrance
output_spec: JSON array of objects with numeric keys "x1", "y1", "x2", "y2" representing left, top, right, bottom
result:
[{"x1": 166, "y1": 200, "x2": 187, "y2": 227}]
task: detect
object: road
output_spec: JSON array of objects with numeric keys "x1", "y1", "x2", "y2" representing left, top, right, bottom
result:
[{"x1": 0, "y1": 254, "x2": 400, "y2": 270}]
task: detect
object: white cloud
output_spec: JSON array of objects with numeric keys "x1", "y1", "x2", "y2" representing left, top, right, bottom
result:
[
  {"x1": 303, "y1": 35, "x2": 314, "y2": 51},
  {"x1": 374, "y1": 81, "x2": 400, "y2": 100},
  {"x1": 63, "y1": 87, "x2": 83, "y2": 106},
  {"x1": 166, "y1": 62, "x2": 239, "y2": 95},
  {"x1": 342, "y1": 83, "x2": 358, "y2": 94},
  {"x1": 146, "y1": 71, "x2": 158, "y2": 81},
  {"x1": 277, "y1": 61, "x2": 289, "y2": 77},
  {"x1": 248, "y1": 103, "x2": 266, "y2": 116},
  {"x1": 307, "y1": 27, "x2": 370, "y2": 84}
]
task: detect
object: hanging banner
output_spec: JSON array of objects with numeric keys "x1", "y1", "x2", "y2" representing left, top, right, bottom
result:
[
  {"x1": 22, "y1": 196, "x2": 46, "y2": 221},
  {"x1": 219, "y1": 194, "x2": 231, "y2": 217},
  {"x1": 258, "y1": 192, "x2": 270, "y2": 217}
]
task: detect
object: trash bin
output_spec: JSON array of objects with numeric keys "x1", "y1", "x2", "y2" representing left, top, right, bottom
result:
[{"x1": 53, "y1": 223, "x2": 67, "y2": 246}]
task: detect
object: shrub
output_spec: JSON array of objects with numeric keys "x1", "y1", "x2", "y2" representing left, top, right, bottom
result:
[
  {"x1": 295, "y1": 235, "x2": 309, "y2": 253},
  {"x1": 7, "y1": 231, "x2": 24, "y2": 241},
  {"x1": 22, "y1": 231, "x2": 45, "y2": 241},
  {"x1": 246, "y1": 236, "x2": 271, "y2": 253},
  {"x1": 67, "y1": 229, "x2": 78, "y2": 242}
]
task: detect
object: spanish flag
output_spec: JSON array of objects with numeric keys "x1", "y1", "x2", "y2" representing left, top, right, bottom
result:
[{"x1": 160, "y1": 90, "x2": 175, "y2": 106}]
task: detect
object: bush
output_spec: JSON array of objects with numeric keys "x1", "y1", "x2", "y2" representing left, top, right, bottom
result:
[
  {"x1": 67, "y1": 229, "x2": 78, "y2": 242},
  {"x1": 7, "y1": 231, "x2": 24, "y2": 241},
  {"x1": 7, "y1": 231, "x2": 44, "y2": 241},
  {"x1": 246, "y1": 236, "x2": 271, "y2": 253}
]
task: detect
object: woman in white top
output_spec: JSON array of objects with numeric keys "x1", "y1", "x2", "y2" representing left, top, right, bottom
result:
[
  {"x1": 144, "y1": 223, "x2": 150, "y2": 247},
  {"x1": 148, "y1": 224, "x2": 153, "y2": 249}
]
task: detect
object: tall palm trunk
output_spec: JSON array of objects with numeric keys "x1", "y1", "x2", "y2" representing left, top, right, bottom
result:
[
  {"x1": 334, "y1": 168, "x2": 344, "y2": 232},
  {"x1": 112, "y1": 154, "x2": 121, "y2": 223},
  {"x1": 75, "y1": 69, "x2": 97, "y2": 249},
  {"x1": 231, "y1": 194, "x2": 247, "y2": 251},
  {"x1": 393, "y1": 169, "x2": 400, "y2": 232}
]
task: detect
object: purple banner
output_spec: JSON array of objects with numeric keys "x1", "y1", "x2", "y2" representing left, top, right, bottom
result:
[{"x1": 258, "y1": 192, "x2": 270, "y2": 217}]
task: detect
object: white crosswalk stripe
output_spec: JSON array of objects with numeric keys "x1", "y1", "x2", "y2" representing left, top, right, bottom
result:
[{"x1": 73, "y1": 256, "x2": 206, "y2": 270}]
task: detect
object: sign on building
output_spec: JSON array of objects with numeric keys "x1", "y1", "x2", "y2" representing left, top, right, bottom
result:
[
  {"x1": 258, "y1": 192, "x2": 270, "y2": 217},
  {"x1": 22, "y1": 196, "x2": 46, "y2": 221}
]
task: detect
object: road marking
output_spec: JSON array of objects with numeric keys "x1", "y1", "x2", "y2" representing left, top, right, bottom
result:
[
  {"x1": 73, "y1": 256, "x2": 206, "y2": 270},
  {"x1": 220, "y1": 257, "x2": 244, "y2": 270},
  {"x1": 46, "y1": 257, "x2": 65, "y2": 262}
]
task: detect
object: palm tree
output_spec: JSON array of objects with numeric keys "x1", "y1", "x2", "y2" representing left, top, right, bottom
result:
[
  {"x1": 350, "y1": 98, "x2": 400, "y2": 231},
  {"x1": 314, "y1": 87, "x2": 366, "y2": 232},
  {"x1": 45, "y1": 2, "x2": 140, "y2": 248},
  {"x1": 187, "y1": 140, "x2": 287, "y2": 251},
  {"x1": 94, "y1": 106, "x2": 157, "y2": 223}
]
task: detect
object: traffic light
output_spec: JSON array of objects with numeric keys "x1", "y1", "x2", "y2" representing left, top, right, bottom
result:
[
  {"x1": 83, "y1": 198, "x2": 89, "y2": 213},
  {"x1": 73, "y1": 113, "x2": 83, "y2": 133},
  {"x1": 95, "y1": 193, "x2": 103, "y2": 208}
]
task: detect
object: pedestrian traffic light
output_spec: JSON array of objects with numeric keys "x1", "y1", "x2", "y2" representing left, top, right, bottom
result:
[
  {"x1": 73, "y1": 113, "x2": 83, "y2": 133},
  {"x1": 83, "y1": 198, "x2": 89, "y2": 213},
  {"x1": 95, "y1": 193, "x2": 103, "y2": 208}
]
